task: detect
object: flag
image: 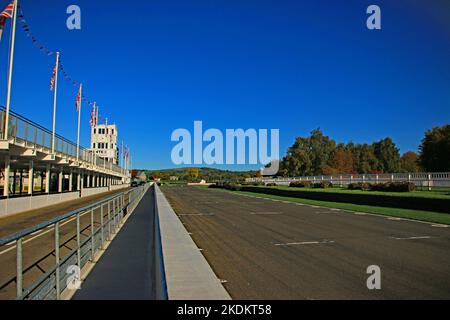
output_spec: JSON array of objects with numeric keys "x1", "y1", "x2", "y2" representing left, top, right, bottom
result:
[
  {"x1": 76, "y1": 84, "x2": 82, "y2": 112},
  {"x1": 0, "y1": 2, "x2": 14, "y2": 42},
  {"x1": 95, "y1": 105, "x2": 99, "y2": 126},
  {"x1": 50, "y1": 61, "x2": 57, "y2": 91},
  {"x1": 90, "y1": 103, "x2": 96, "y2": 127}
]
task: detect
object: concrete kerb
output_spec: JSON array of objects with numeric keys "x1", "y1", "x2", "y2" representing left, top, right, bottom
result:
[{"x1": 154, "y1": 185, "x2": 231, "y2": 300}]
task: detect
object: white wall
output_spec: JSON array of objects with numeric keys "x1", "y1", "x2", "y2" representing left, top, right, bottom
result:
[{"x1": 0, "y1": 184, "x2": 129, "y2": 218}]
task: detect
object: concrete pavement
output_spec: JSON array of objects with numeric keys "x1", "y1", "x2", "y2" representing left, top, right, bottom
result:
[{"x1": 73, "y1": 188, "x2": 157, "y2": 300}]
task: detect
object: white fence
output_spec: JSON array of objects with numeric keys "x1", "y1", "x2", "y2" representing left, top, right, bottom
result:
[{"x1": 246, "y1": 172, "x2": 450, "y2": 189}]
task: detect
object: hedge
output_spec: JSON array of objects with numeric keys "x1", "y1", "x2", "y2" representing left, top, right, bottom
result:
[{"x1": 237, "y1": 186, "x2": 450, "y2": 214}]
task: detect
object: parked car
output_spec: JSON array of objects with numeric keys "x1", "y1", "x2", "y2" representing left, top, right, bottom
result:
[{"x1": 131, "y1": 181, "x2": 138, "y2": 187}]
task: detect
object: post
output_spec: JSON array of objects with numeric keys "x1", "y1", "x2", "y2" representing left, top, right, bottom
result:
[
  {"x1": 107, "y1": 200, "x2": 111, "y2": 239},
  {"x1": 100, "y1": 204, "x2": 104, "y2": 248},
  {"x1": 3, "y1": 0, "x2": 18, "y2": 141},
  {"x1": 76, "y1": 214, "x2": 81, "y2": 269},
  {"x1": 51, "y1": 52, "x2": 60, "y2": 154},
  {"x1": 28, "y1": 160, "x2": 34, "y2": 195},
  {"x1": 76, "y1": 84, "x2": 83, "y2": 162},
  {"x1": 91, "y1": 209, "x2": 95, "y2": 261},
  {"x1": 3, "y1": 156, "x2": 10, "y2": 197},
  {"x1": 77, "y1": 171, "x2": 81, "y2": 191},
  {"x1": 69, "y1": 170, "x2": 73, "y2": 192},
  {"x1": 16, "y1": 237, "x2": 22, "y2": 298},
  {"x1": 55, "y1": 222, "x2": 60, "y2": 300},
  {"x1": 58, "y1": 168, "x2": 63, "y2": 193},
  {"x1": 45, "y1": 164, "x2": 51, "y2": 194}
]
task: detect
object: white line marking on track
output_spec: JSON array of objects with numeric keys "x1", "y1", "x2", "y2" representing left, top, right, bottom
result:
[
  {"x1": 431, "y1": 224, "x2": 449, "y2": 228},
  {"x1": 275, "y1": 240, "x2": 335, "y2": 246},
  {"x1": 330, "y1": 209, "x2": 341, "y2": 211},
  {"x1": 228, "y1": 189, "x2": 449, "y2": 228},
  {"x1": 388, "y1": 217, "x2": 403, "y2": 221},
  {"x1": 250, "y1": 212, "x2": 283, "y2": 215},
  {"x1": 390, "y1": 236, "x2": 434, "y2": 240},
  {"x1": 179, "y1": 213, "x2": 215, "y2": 216}
]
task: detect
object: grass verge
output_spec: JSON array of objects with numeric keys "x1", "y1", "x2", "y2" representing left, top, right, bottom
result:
[
  {"x1": 212, "y1": 188, "x2": 450, "y2": 225},
  {"x1": 259, "y1": 186, "x2": 450, "y2": 199}
]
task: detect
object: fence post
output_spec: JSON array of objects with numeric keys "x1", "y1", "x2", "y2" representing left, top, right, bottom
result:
[
  {"x1": 16, "y1": 238, "x2": 23, "y2": 299},
  {"x1": 55, "y1": 222, "x2": 60, "y2": 300},
  {"x1": 76, "y1": 214, "x2": 81, "y2": 270},
  {"x1": 100, "y1": 204, "x2": 104, "y2": 249},
  {"x1": 91, "y1": 209, "x2": 95, "y2": 261},
  {"x1": 108, "y1": 201, "x2": 111, "y2": 239}
]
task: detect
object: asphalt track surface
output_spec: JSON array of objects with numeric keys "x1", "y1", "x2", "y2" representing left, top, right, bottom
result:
[
  {"x1": 73, "y1": 189, "x2": 156, "y2": 300},
  {"x1": 161, "y1": 186, "x2": 450, "y2": 300},
  {"x1": 0, "y1": 188, "x2": 130, "y2": 300}
]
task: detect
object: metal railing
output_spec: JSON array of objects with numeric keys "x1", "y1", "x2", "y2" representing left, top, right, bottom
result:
[
  {"x1": 0, "y1": 108, "x2": 125, "y2": 176},
  {"x1": 246, "y1": 172, "x2": 450, "y2": 189},
  {"x1": 0, "y1": 183, "x2": 150, "y2": 300}
]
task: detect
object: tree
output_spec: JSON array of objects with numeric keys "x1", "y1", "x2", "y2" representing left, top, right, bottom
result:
[
  {"x1": 372, "y1": 138, "x2": 401, "y2": 173},
  {"x1": 185, "y1": 168, "x2": 200, "y2": 181},
  {"x1": 419, "y1": 125, "x2": 450, "y2": 172},
  {"x1": 347, "y1": 143, "x2": 379, "y2": 174},
  {"x1": 282, "y1": 137, "x2": 313, "y2": 176},
  {"x1": 280, "y1": 129, "x2": 336, "y2": 177},
  {"x1": 400, "y1": 151, "x2": 421, "y2": 173},
  {"x1": 309, "y1": 129, "x2": 336, "y2": 175},
  {"x1": 323, "y1": 144, "x2": 355, "y2": 175}
]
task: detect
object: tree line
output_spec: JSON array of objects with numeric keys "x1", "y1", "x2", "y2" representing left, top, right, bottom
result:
[{"x1": 277, "y1": 124, "x2": 450, "y2": 177}]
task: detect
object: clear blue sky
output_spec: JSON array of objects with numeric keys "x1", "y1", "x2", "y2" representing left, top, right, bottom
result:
[{"x1": 0, "y1": 0, "x2": 449, "y2": 170}]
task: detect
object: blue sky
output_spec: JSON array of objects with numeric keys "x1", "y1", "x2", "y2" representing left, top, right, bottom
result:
[{"x1": 0, "y1": 0, "x2": 449, "y2": 170}]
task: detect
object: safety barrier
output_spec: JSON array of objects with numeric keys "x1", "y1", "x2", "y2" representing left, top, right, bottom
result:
[{"x1": 0, "y1": 184, "x2": 149, "y2": 300}]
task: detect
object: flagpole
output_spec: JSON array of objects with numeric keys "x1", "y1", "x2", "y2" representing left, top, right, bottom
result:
[
  {"x1": 76, "y1": 84, "x2": 82, "y2": 162},
  {"x1": 51, "y1": 51, "x2": 60, "y2": 154},
  {"x1": 3, "y1": 0, "x2": 18, "y2": 140}
]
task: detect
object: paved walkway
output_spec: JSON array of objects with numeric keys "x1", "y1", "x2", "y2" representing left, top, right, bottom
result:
[{"x1": 73, "y1": 189, "x2": 156, "y2": 300}]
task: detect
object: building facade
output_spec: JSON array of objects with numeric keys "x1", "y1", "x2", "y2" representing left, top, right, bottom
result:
[{"x1": 90, "y1": 123, "x2": 119, "y2": 165}]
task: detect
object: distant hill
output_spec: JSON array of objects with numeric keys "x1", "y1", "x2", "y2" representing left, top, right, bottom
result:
[{"x1": 140, "y1": 167, "x2": 260, "y2": 183}]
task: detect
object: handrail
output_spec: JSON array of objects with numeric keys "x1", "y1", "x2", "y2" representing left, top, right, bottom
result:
[
  {"x1": 0, "y1": 108, "x2": 128, "y2": 177},
  {"x1": 0, "y1": 106, "x2": 81, "y2": 149},
  {"x1": 0, "y1": 192, "x2": 122, "y2": 246}
]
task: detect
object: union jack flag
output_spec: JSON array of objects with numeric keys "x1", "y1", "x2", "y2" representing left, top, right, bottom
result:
[
  {"x1": 50, "y1": 61, "x2": 57, "y2": 91},
  {"x1": 76, "y1": 84, "x2": 82, "y2": 112},
  {"x1": 0, "y1": 1, "x2": 13, "y2": 19},
  {"x1": 0, "y1": 2, "x2": 14, "y2": 42},
  {"x1": 90, "y1": 103, "x2": 96, "y2": 127}
]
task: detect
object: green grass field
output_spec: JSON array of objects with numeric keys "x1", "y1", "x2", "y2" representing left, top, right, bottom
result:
[
  {"x1": 209, "y1": 187, "x2": 450, "y2": 225},
  {"x1": 256, "y1": 185, "x2": 450, "y2": 199}
]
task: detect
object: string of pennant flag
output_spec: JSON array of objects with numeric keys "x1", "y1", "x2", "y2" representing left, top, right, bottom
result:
[
  {"x1": 1, "y1": 1, "x2": 130, "y2": 166},
  {"x1": 15, "y1": 3, "x2": 108, "y2": 124}
]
